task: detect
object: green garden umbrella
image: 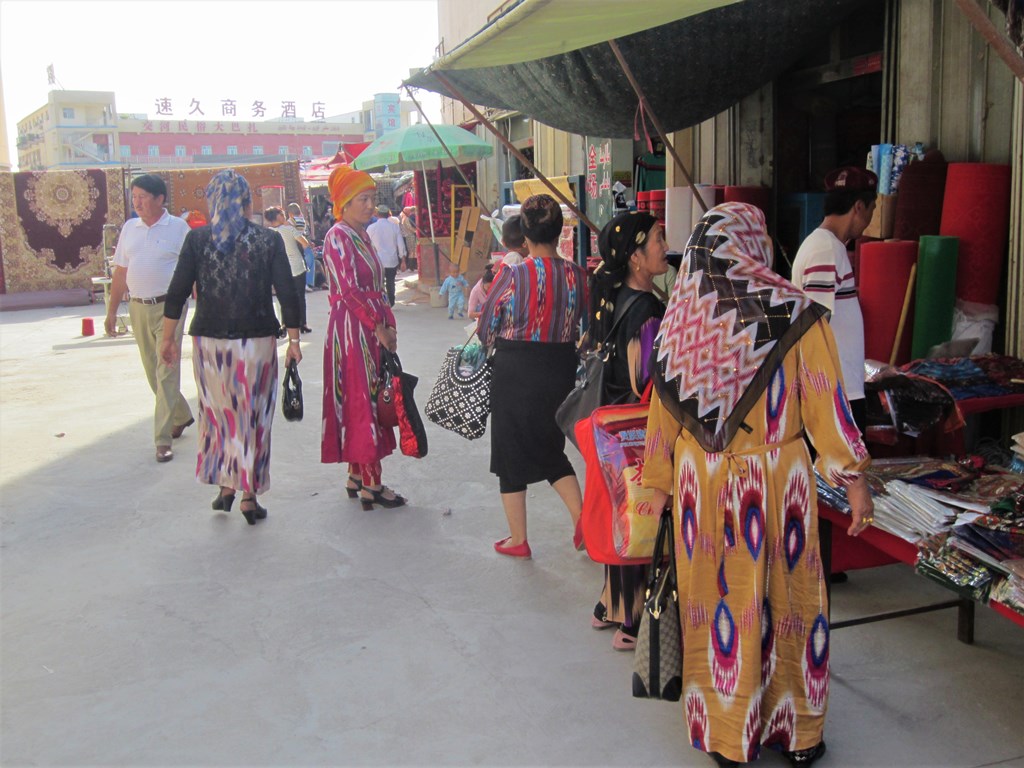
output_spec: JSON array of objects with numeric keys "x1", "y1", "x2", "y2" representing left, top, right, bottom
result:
[
  {"x1": 354, "y1": 123, "x2": 493, "y2": 277},
  {"x1": 353, "y1": 123, "x2": 493, "y2": 172}
]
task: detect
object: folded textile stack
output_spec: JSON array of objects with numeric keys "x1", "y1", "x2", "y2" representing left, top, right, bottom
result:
[
  {"x1": 990, "y1": 576, "x2": 1024, "y2": 614},
  {"x1": 815, "y1": 458, "x2": 1024, "y2": 544},
  {"x1": 916, "y1": 541, "x2": 996, "y2": 602}
]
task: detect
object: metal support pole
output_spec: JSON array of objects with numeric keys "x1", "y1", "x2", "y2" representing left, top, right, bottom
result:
[
  {"x1": 433, "y1": 71, "x2": 599, "y2": 234},
  {"x1": 403, "y1": 86, "x2": 490, "y2": 211},
  {"x1": 607, "y1": 39, "x2": 707, "y2": 214}
]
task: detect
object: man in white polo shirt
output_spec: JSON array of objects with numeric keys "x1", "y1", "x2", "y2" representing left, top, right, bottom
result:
[{"x1": 105, "y1": 174, "x2": 194, "y2": 463}]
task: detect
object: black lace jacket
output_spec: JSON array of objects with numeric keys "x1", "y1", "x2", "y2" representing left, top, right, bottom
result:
[{"x1": 164, "y1": 221, "x2": 300, "y2": 338}]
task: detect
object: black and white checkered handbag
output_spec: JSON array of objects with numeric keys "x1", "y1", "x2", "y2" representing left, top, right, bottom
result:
[{"x1": 424, "y1": 343, "x2": 492, "y2": 440}]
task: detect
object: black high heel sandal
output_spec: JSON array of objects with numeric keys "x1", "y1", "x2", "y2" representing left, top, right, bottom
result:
[
  {"x1": 345, "y1": 476, "x2": 363, "y2": 499},
  {"x1": 783, "y1": 742, "x2": 827, "y2": 767},
  {"x1": 239, "y1": 499, "x2": 267, "y2": 525},
  {"x1": 211, "y1": 492, "x2": 235, "y2": 511},
  {"x1": 359, "y1": 486, "x2": 407, "y2": 511}
]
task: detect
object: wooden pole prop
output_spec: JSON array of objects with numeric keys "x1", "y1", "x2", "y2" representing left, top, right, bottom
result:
[
  {"x1": 432, "y1": 71, "x2": 599, "y2": 234},
  {"x1": 890, "y1": 263, "x2": 917, "y2": 365},
  {"x1": 607, "y1": 39, "x2": 706, "y2": 214}
]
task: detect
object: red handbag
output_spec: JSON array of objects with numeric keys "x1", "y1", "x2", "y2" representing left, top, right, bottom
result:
[
  {"x1": 381, "y1": 350, "x2": 427, "y2": 458},
  {"x1": 575, "y1": 387, "x2": 662, "y2": 566},
  {"x1": 377, "y1": 361, "x2": 399, "y2": 429}
]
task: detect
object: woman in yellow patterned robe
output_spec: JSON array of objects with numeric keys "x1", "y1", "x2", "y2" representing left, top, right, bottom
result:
[{"x1": 642, "y1": 203, "x2": 874, "y2": 768}]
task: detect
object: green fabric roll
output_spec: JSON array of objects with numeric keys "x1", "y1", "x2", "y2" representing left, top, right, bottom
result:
[{"x1": 911, "y1": 236, "x2": 959, "y2": 359}]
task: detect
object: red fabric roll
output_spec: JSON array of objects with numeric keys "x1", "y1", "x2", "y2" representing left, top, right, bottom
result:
[
  {"x1": 723, "y1": 186, "x2": 772, "y2": 218},
  {"x1": 939, "y1": 163, "x2": 1012, "y2": 304},
  {"x1": 859, "y1": 240, "x2": 918, "y2": 365},
  {"x1": 893, "y1": 150, "x2": 947, "y2": 240},
  {"x1": 852, "y1": 236, "x2": 880, "y2": 287}
]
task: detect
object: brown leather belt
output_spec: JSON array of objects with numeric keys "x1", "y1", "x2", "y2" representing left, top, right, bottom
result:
[{"x1": 131, "y1": 294, "x2": 167, "y2": 305}]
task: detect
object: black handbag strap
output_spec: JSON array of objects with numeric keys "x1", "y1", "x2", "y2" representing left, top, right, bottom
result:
[
  {"x1": 380, "y1": 348, "x2": 402, "y2": 375},
  {"x1": 286, "y1": 358, "x2": 301, "y2": 387},
  {"x1": 647, "y1": 508, "x2": 677, "y2": 592},
  {"x1": 590, "y1": 292, "x2": 643, "y2": 358}
]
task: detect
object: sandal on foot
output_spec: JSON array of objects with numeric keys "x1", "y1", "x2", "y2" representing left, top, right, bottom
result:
[
  {"x1": 345, "y1": 476, "x2": 363, "y2": 499},
  {"x1": 359, "y1": 485, "x2": 406, "y2": 510},
  {"x1": 211, "y1": 491, "x2": 235, "y2": 511},
  {"x1": 239, "y1": 499, "x2": 267, "y2": 525}
]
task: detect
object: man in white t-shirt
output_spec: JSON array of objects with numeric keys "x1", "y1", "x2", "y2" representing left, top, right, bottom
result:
[
  {"x1": 105, "y1": 174, "x2": 193, "y2": 463},
  {"x1": 366, "y1": 206, "x2": 407, "y2": 306},
  {"x1": 791, "y1": 165, "x2": 877, "y2": 436},
  {"x1": 266, "y1": 206, "x2": 312, "y2": 333}
]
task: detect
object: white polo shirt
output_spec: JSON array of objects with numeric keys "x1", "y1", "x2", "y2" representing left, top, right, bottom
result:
[{"x1": 113, "y1": 210, "x2": 191, "y2": 300}]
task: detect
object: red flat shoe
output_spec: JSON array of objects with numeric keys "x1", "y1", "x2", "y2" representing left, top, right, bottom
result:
[
  {"x1": 572, "y1": 518, "x2": 585, "y2": 551},
  {"x1": 494, "y1": 537, "x2": 532, "y2": 558}
]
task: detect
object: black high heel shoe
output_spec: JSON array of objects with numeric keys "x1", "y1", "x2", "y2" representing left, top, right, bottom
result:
[
  {"x1": 783, "y1": 742, "x2": 827, "y2": 767},
  {"x1": 345, "y1": 476, "x2": 363, "y2": 499},
  {"x1": 211, "y1": 492, "x2": 235, "y2": 511},
  {"x1": 359, "y1": 485, "x2": 407, "y2": 511},
  {"x1": 239, "y1": 499, "x2": 267, "y2": 525}
]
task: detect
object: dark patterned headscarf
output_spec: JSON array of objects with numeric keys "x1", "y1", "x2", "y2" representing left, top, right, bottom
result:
[
  {"x1": 205, "y1": 169, "x2": 251, "y2": 255},
  {"x1": 589, "y1": 211, "x2": 659, "y2": 348},
  {"x1": 652, "y1": 202, "x2": 825, "y2": 452}
]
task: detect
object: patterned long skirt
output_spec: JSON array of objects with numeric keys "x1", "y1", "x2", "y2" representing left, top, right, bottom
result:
[{"x1": 192, "y1": 335, "x2": 278, "y2": 494}]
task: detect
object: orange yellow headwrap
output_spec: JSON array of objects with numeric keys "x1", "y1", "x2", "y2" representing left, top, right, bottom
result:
[{"x1": 328, "y1": 165, "x2": 375, "y2": 221}]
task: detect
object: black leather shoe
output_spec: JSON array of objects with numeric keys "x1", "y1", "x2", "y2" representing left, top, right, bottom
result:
[{"x1": 784, "y1": 741, "x2": 827, "y2": 767}]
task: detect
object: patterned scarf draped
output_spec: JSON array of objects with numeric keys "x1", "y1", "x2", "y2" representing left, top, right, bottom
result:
[
  {"x1": 205, "y1": 169, "x2": 251, "y2": 255},
  {"x1": 652, "y1": 202, "x2": 825, "y2": 452}
]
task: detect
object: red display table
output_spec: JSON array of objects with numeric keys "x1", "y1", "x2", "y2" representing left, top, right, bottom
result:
[{"x1": 818, "y1": 502, "x2": 1024, "y2": 642}]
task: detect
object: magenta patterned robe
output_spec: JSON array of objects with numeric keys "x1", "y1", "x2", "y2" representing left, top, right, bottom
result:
[{"x1": 320, "y1": 222, "x2": 396, "y2": 465}]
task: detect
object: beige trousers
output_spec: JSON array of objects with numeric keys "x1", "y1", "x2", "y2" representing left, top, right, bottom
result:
[{"x1": 128, "y1": 301, "x2": 193, "y2": 447}]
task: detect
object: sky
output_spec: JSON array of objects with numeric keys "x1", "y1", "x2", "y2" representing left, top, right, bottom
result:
[{"x1": 0, "y1": 0, "x2": 443, "y2": 168}]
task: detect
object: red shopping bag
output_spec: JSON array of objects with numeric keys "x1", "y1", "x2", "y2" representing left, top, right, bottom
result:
[{"x1": 575, "y1": 398, "x2": 662, "y2": 566}]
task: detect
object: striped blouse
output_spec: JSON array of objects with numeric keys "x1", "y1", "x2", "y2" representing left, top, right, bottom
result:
[{"x1": 476, "y1": 256, "x2": 588, "y2": 345}]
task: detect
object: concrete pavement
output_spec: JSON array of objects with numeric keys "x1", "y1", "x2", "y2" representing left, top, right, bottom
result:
[{"x1": 1, "y1": 282, "x2": 1023, "y2": 767}]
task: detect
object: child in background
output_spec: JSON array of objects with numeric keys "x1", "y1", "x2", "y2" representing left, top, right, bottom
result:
[
  {"x1": 500, "y1": 215, "x2": 529, "y2": 267},
  {"x1": 467, "y1": 264, "x2": 495, "y2": 320},
  {"x1": 439, "y1": 263, "x2": 469, "y2": 319}
]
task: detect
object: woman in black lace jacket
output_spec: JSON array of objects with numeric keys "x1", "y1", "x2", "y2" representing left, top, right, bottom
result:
[{"x1": 160, "y1": 169, "x2": 302, "y2": 525}]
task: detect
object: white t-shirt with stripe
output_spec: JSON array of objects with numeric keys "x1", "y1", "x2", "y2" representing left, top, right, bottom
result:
[{"x1": 791, "y1": 227, "x2": 865, "y2": 400}]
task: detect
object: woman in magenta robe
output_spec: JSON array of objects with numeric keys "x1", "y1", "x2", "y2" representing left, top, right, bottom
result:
[{"x1": 320, "y1": 165, "x2": 405, "y2": 510}]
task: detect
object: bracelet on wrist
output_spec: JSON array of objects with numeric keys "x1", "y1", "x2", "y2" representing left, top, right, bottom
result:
[{"x1": 288, "y1": 339, "x2": 300, "y2": 345}]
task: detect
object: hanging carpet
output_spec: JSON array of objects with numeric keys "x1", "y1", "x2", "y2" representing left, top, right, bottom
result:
[{"x1": 0, "y1": 169, "x2": 125, "y2": 293}]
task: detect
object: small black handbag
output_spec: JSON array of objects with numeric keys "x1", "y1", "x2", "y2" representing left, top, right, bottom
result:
[{"x1": 282, "y1": 359, "x2": 303, "y2": 422}]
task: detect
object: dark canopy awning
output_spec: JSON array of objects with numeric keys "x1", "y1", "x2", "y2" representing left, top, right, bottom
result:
[{"x1": 407, "y1": 0, "x2": 870, "y2": 138}]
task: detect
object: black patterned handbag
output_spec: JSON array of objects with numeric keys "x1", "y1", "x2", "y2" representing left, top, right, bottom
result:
[
  {"x1": 424, "y1": 336, "x2": 492, "y2": 440},
  {"x1": 632, "y1": 508, "x2": 683, "y2": 702}
]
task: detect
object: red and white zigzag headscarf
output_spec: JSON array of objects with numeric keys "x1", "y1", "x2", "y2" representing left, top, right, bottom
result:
[{"x1": 652, "y1": 202, "x2": 826, "y2": 452}]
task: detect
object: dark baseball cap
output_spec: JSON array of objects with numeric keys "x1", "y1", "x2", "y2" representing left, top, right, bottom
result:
[{"x1": 824, "y1": 166, "x2": 878, "y2": 192}]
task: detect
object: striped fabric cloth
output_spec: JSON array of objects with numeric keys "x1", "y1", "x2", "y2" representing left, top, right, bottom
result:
[{"x1": 477, "y1": 256, "x2": 588, "y2": 345}]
